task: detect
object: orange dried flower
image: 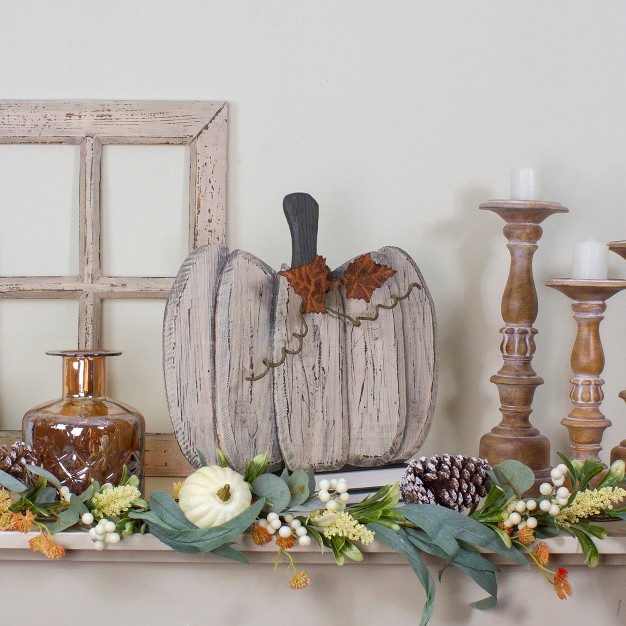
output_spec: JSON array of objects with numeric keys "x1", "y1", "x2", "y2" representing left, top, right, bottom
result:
[
  {"x1": 251, "y1": 525, "x2": 272, "y2": 546},
  {"x1": 517, "y1": 527, "x2": 535, "y2": 545},
  {"x1": 553, "y1": 567, "x2": 573, "y2": 600},
  {"x1": 534, "y1": 542, "x2": 550, "y2": 567},
  {"x1": 28, "y1": 533, "x2": 65, "y2": 559},
  {"x1": 11, "y1": 511, "x2": 35, "y2": 533},
  {"x1": 498, "y1": 522, "x2": 513, "y2": 537},
  {"x1": 276, "y1": 535, "x2": 296, "y2": 550},
  {"x1": 0, "y1": 512, "x2": 14, "y2": 531},
  {"x1": 288, "y1": 570, "x2": 311, "y2": 590}
]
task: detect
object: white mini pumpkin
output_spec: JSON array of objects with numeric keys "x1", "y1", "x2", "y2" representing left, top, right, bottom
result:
[{"x1": 178, "y1": 465, "x2": 252, "y2": 528}]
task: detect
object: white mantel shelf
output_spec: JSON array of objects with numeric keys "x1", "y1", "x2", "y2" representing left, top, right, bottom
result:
[{"x1": 2, "y1": 524, "x2": 625, "y2": 565}]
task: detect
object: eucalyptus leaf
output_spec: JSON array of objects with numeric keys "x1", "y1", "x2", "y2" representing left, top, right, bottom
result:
[
  {"x1": 25, "y1": 464, "x2": 63, "y2": 492},
  {"x1": 307, "y1": 468, "x2": 316, "y2": 496},
  {"x1": 142, "y1": 499, "x2": 264, "y2": 554},
  {"x1": 0, "y1": 468, "x2": 27, "y2": 493},
  {"x1": 35, "y1": 486, "x2": 58, "y2": 505},
  {"x1": 288, "y1": 497, "x2": 325, "y2": 514},
  {"x1": 212, "y1": 544, "x2": 249, "y2": 564},
  {"x1": 78, "y1": 483, "x2": 95, "y2": 503},
  {"x1": 369, "y1": 523, "x2": 435, "y2": 626},
  {"x1": 50, "y1": 506, "x2": 80, "y2": 533},
  {"x1": 251, "y1": 474, "x2": 291, "y2": 513},
  {"x1": 286, "y1": 470, "x2": 310, "y2": 507},
  {"x1": 69, "y1": 494, "x2": 89, "y2": 515},
  {"x1": 400, "y1": 504, "x2": 528, "y2": 568},
  {"x1": 148, "y1": 491, "x2": 195, "y2": 530},
  {"x1": 197, "y1": 449, "x2": 209, "y2": 468},
  {"x1": 129, "y1": 510, "x2": 178, "y2": 530},
  {"x1": 489, "y1": 460, "x2": 534, "y2": 499}
]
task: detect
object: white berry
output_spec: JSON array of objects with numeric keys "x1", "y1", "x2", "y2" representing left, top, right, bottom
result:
[
  {"x1": 336, "y1": 480, "x2": 348, "y2": 494},
  {"x1": 318, "y1": 479, "x2": 330, "y2": 491},
  {"x1": 278, "y1": 526, "x2": 292, "y2": 538},
  {"x1": 503, "y1": 519, "x2": 513, "y2": 528},
  {"x1": 552, "y1": 477, "x2": 565, "y2": 487},
  {"x1": 267, "y1": 512, "x2": 278, "y2": 522},
  {"x1": 556, "y1": 464, "x2": 568, "y2": 475},
  {"x1": 295, "y1": 526, "x2": 307, "y2": 537},
  {"x1": 318, "y1": 490, "x2": 331, "y2": 503},
  {"x1": 339, "y1": 492, "x2": 350, "y2": 503},
  {"x1": 270, "y1": 518, "x2": 282, "y2": 530},
  {"x1": 326, "y1": 499, "x2": 339, "y2": 512},
  {"x1": 539, "y1": 499, "x2": 551, "y2": 512},
  {"x1": 267, "y1": 525, "x2": 277, "y2": 535},
  {"x1": 548, "y1": 504, "x2": 560, "y2": 516},
  {"x1": 526, "y1": 499, "x2": 537, "y2": 511},
  {"x1": 283, "y1": 513, "x2": 294, "y2": 524},
  {"x1": 556, "y1": 486, "x2": 570, "y2": 499},
  {"x1": 60, "y1": 486, "x2": 70, "y2": 496},
  {"x1": 508, "y1": 512, "x2": 522, "y2": 525},
  {"x1": 94, "y1": 540, "x2": 106, "y2": 551},
  {"x1": 81, "y1": 512, "x2": 94, "y2": 525},
  {"x1": 515, "y1": 500, "x2": 526, "y2": 513},
  {"x1": 539, "y1": 483, "x2": 553, "y2": 496},
  {"x1": 550, "y1": 468, "x2": 563, "y2": 481},
  {"x1": 507, "y1": 502, "x2": 516, "y2": 513},
  {"x1": 105, "y1": 532, "x2": 120, "y2": 544},
  {"x1": 526, "y1": 516, "x2": 538, "y2": 529},
  {"x1": 104, "y1": 521, "x2": 116, "y2": 534},
  {"x1": 88, "y1": 528, "x2": 99, "y2": 541},
  {"x1": 290, "y1": 519, "x2": 301, "y2": 529},
  {"x1": 258, "y1": 519, "x2": 269, "y2": 529},
  {"x1": 94, "y1": 525, "x2": 106, "y2": 538},
  {"x1": 299, "y1": 535, "x2": 311, "y2": 547},
  {"x1": 98, "y1": 518, "x2": 109, "y2": 527}
]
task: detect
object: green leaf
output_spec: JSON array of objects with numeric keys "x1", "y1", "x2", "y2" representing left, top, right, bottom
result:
[
  {"x1": 25, "y1": 464, "x2": 63, "y2": 492},
  {"x1": 35, "y1": 486, "x2": 58, "y2": 505},
  {"x1": 0, "y1": 468, "x2": 27, "y2": 493},
  {"x1": 472, "y1": 595, "x2": 498, "y2": 611},
  {"x1": 251, "y1": 474, "x2": 290, "y2": 513},
  {"x1": 129, "y1": 510, "x2": 178, "y2": 530},
  {"x1": 306, "y1": 526, "x2": 325, "y2": 552},
  {"x1": 369, "y1": 524, "x2": 435, "y2": 626},
  {"x1": 141, "y1": 499, "x2": 264, "y2": 554},
  {"x1": 488, "y1": 523, "x2": 513, "y2": 549},
  {"x1": 597, "y1": 460, "x2": 625, "y2": 489},
  {"x1": 578, "y1": 457, "x2": 604, "y2": 491},
  {"x1": 69, "y1": 494, "x2": 88, "y2": 515},
  {"x1": 400, "y1": 504, "x2": 528, "y2": 568},
  {"x1": 342, "y1": 541, "x2": 363, "y2": 562},
  {"x1": 330, "y1": 536, "x2": 345, "y2": 566},
  {"x1": 197, "y1": 449, "x2": 209, "y2": 467},
  {"x1": 489, "y1": 460, "x2": 534, "y2": 498},
  {"x1": 50, "y1": 506, "x2": 80, "y2": 533},
  {"x1": 148, "y1": 491, "x2": 195, "y2": 530},
  {"x1": 567, "y1": 526, "x2": 599, "y2": 567},
  {"x1": 576, "y1": 522, "x2": 607, "y2": 540},
  {"x1": 244, "y1": 453, "x2": 269, "y2": 484},
  {"x1": 212, "y1": 544, "x2": 249, "y2": 564},
  {"x1": 78, "y1": 483, "x2": 96, "y2": 503},
  {"x1": 307, "y1": 468, "x2": 316, "y2": 497},
  {"x1": 286, "y1": 470, "x2": 310, "y2": 507}
]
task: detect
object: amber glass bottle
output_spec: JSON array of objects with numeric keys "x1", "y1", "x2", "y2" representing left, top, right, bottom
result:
[{"x1": 22, "y1": 351, "x2": 145, "y2": 493}]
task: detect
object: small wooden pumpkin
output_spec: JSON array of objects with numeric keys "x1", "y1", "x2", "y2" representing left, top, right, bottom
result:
[
  {"x1": 163, "y1": 193, "x2": 437, "y2": 473},
  {"x1": 178, "y1": 466, "x2": 252, "y2": 528}
]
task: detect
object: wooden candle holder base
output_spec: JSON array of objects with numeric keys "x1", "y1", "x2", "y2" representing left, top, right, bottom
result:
[
  {"x1": 479, "y1": 200, "x2": 568, "y2": 488},
  {"x1": 547, "y1": 279, "x2": 626, "y2": 462}
]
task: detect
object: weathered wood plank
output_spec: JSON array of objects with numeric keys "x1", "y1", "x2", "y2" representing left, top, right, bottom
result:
[
  {"x1": 381, "y1": 247, "x2": 438, "y2": 463},
  {"x1": 190, "y1": 104, "x2": 227, "y2": 248},
  {"x1": 0, "y1": 100, "x2": 224, "y2": 141},
  {"x1": 163, "y1": 245, "x2": 228, "y2": 468},
  {"x1": 0, "y1": 431, "x2": 194, "y2": 478},
  {"x1": 0, "y1": 277, "x2": 174, "y2": 297},
  {"x1": 338, "y1": 250, "x2": 406, "y2": 466},
  {"x1": 273, "y1": 273, "x2": 347, "y2": 470},
  {"x1": 215, "y1": 250, "x2": 281, "y2": 472}
]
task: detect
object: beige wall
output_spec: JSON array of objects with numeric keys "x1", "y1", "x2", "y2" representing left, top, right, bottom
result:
[{"x1": 2, "y1": 2, "x2": 626, "y2": 476}]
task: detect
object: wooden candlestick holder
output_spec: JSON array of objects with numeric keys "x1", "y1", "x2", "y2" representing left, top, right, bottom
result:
[
  {"x1": 608, "y1": 241, "x2": 626, "y2": 464},
  {"x1": 479, "y1": 200, "x2": 568, "y2": 486},
  {"x1": 546, "y1": 278, "x2": 626, "y2": 462}
]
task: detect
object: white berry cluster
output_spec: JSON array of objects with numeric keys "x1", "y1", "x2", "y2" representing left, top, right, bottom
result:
[
  {"x1": 502, "y1": 463, "x2": 571, "y2": 531},
  {"x1": 318, "y1": 478, "x2": 350, "y2": 512},
  {"x1": 258, "y1": 512, "x2": 311, "y2": 547},
  {"x1": 85, "y1": 514, "x2": 121, "y2": 551}
]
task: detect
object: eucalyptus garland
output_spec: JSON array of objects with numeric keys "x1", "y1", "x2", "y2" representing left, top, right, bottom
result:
[{"x1": 0, "y1": 449, "x2": 623, "y2": 626}]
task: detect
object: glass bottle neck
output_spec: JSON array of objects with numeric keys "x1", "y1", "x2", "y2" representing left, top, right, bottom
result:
[{"x1": 62, "y1": 356, "x2": 106, "y2": 399}]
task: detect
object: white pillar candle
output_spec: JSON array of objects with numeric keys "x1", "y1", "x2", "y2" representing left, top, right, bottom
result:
[
  {"x1": 510, "y1": 167, "x2": 541, "y2": 201},
  {"x1": 571, "y1": 240, "x2": 608, "y2": 280}
]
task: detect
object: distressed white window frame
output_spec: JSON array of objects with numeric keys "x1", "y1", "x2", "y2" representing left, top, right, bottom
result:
[{"x1": 0, "y1": 99, "x2": 227, "y2": 348}]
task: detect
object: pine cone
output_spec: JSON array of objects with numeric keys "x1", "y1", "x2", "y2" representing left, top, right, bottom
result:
[
  {"x1": 401, "y1": 454, "x2": 491, "y2": 512},
  {"x1": 0, "y1": 441, "x2": 39, "y2": 484}
]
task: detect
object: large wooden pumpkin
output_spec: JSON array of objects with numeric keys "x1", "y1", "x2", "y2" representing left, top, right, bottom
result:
[{"x1": 163, "y1": 193, "x2": 437, "y2": 472}]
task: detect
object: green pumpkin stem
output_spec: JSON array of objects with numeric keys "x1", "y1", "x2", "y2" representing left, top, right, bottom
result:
[{"x1": 216, "y1": 483, "x2": 231, "y2": 502}]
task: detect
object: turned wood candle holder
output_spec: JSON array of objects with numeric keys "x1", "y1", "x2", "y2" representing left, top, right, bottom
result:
[
  {"x1": 479, "y1": 200, "x2": 568, "y2": 486},
  {"x1": 608, "y1": 241, "x2": 626, "y2": 464},
  {"x1": 546, "y1": 278, "x2": 626, "y2": 462}
]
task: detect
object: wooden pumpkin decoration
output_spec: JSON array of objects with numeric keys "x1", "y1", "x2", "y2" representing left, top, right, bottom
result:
[{"x1": 164, "y1": 193, "x2": 437, "y2": 473}]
